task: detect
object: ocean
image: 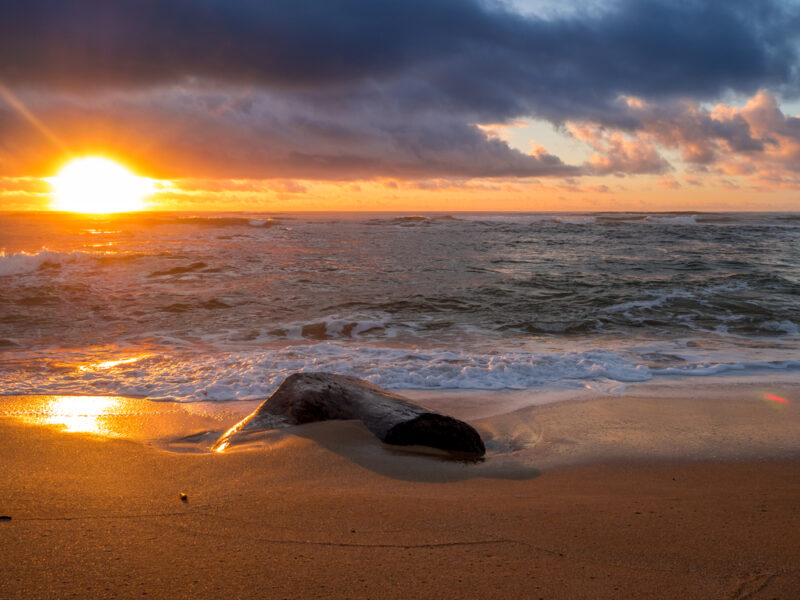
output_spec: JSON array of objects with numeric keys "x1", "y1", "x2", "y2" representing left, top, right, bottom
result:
[{"x1": 1, "y1": 211, "x2": 798, "y2": 404}]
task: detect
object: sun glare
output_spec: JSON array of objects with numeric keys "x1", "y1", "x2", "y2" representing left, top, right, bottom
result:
[
  {"x1": 42, "y1": 396, "x2": 121, "y2": 434},
  {"x1": 49, "y1": 157, "x2": 154, "y2": 213}
]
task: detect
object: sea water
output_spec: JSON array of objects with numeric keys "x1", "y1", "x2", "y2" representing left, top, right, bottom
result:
[{"x1": 0, "y1": 211, "x2": 798, "y2": 403}]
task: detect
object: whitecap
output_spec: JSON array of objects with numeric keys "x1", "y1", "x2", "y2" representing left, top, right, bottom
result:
[
  {"x1": 461, "y1": 215, "x2": 596, "y2": 225},
  {"x1": 761, "y1": 320, "x2": 799, "y2": 335},
  {"x1": 645, "y1": 215, "x2": 697, "y2": 224},
  {"x1": 0, "y1": 344, "x2": 653, "y2": 402},
  {"x1": 0, "y1": 249, "x2": 72, "y2": 276}
]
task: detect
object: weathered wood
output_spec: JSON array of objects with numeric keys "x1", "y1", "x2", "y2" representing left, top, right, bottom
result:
[{"x1": 214, "y1": 372, "x2": 485, "y2": 456}]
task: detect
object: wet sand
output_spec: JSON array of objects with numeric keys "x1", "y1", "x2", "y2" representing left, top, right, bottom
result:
[{"x1": 1, "y1": 385, "x2": 799, "y2": 599}]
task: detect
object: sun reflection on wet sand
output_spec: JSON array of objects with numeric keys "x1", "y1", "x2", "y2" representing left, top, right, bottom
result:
[
  {"x1": 41, "y1": 396, "x2": 122, "y2": 434},
  {"x1": 3, "y1": 395, "x2": 256, "y2": 449},
  {"x1": 8, "y1": 395, "x2": 152, "y2": 438}
]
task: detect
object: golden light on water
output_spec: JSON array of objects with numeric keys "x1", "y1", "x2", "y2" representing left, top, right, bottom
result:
[
  {"x1": 10, "y1": 355, "x2": 154, "y2": 436},
  {"x1": 49, "y1": 157, "x2": 154, "y2": 213},
  {"x1": 78, "y1": 355, "x2": 151, "y2": 372}
]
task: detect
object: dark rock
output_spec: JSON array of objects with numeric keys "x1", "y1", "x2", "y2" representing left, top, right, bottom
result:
[{"x1": 214, "y1": 372, "x2": 485, "y2": 457}]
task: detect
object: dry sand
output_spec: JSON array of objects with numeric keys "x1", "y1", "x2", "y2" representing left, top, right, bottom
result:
[{"x1": 1, "y1": 383, "x2": 799, "y2": 599}]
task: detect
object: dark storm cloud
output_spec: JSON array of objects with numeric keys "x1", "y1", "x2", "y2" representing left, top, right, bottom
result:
[
  {"x1": 1, "y1": 0, "x2": 798, "y2": 179},
  {"x1": 2, "y1": 0, "x2": 798, "y2": 119},
  {"x1": 0, "y1": 86, "x2": 578, "y2": 178},
  {"x1": 1, "y1": 0, "x2": 483, "y2": 87}
]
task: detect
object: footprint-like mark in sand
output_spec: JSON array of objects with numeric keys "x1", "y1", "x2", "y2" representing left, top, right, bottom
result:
[
  {"x1": 729, "y1": 569, "x2": 800, "y2": 600},
  {"x1": 478, "y1": 412, "x2": 543, "y2": 455}
]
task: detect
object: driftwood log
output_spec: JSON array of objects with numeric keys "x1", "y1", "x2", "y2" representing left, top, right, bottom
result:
[{"x1": 214, "y1": 372, "x2": 485, "y2": 457}]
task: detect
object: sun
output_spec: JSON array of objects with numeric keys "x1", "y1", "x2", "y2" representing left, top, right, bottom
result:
[{"x1": 49, "y1": 157, "x2": 154, "y2": 213}]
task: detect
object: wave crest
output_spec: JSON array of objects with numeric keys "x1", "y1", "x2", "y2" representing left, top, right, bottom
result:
[{"x1": 0, "y1": 250, "x2": 72, "y2": 276}]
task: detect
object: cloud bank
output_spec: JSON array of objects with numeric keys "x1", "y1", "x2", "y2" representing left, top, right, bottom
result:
[{"x1": 0, "y1": 0, "x2": 798, "y2": 180}]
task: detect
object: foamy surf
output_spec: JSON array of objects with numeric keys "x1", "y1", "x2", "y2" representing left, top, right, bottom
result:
[
  {"x1": 0, "y1": 211, "x2": 797, "y2": 404},
  {"x1": 2, "y1": 342, "x2": 800, "y2": 403},
  {"x1": 0, "y1": 249, "x2": 78, "y2": 276}
]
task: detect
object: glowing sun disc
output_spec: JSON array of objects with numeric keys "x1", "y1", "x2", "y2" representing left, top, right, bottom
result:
[{"x1": 49, "y1": 157, "x2": 154, "y2": 213}]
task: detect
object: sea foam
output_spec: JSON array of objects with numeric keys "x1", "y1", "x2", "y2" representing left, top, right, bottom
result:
[
  {"x1": 4, "y1": 342, "x2": 799, "y2": 403},
  {"x1": 0, "y1": 211, "x2": 797, "y2": 403},
  {"x1": 0, "y1": 250, "x2": 76, "y2": 276}
]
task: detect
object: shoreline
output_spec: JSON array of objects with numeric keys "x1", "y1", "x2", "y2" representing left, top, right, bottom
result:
[
  {"x1": 1, "y1": 373, "x2": 798, "y2": 461},
  {"x1": 2, "y1": 384, "x2": 799, "y2": 598}
]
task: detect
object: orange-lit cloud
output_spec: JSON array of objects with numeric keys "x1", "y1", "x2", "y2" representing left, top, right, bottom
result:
[
  {"x1": 567, "y1": 123, "x2": 670, "y2": 175},
  {"x1": 1, "y1": 2, "x2": 799, "y2": 211},
  {"x1": 566, "y1": 91, "x2": 800, "y2": 190}
]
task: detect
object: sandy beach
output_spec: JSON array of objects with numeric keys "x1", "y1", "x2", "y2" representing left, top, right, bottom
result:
[
  {"x1": 1, "y1": 382, "x2": 799, "y2": 599},
  {"x1": 3, "y1": 0, "x2": 799, "y2": 597}
]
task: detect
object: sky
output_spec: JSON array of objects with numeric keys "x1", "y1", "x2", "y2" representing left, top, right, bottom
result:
[{"x1": 0, "y1": 0, "x2": 799, "y2": 212}]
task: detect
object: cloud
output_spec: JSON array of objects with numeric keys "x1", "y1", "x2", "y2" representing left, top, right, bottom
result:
[
  {"x1": 568, "y1": 122, "x2": 671, "y2": 174},
  {"x1": 567, "y1": 90, "x2": 800, "y2": 184},
  {"x1": 0, "y1": 1, "x2": 798, "y2": 180},
  {"x1": 2, "y1": 1, "x2": 796, "y2": 112},
  {"x1": 0, "y1": 86, "x2": 578, "y2": 179},
  {"x1": 657, "y1": 176, "x2": 681, "y2": 190}
]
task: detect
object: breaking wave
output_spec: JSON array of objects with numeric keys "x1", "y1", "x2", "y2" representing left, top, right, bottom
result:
[
  {"x1": 1, "y1": 211, "x2": 797, "y2": 403},
  {"x1": 3, "y1": 343, "x2": 800, "y2": 402},
  {"x1": 645, "y1": 215, "x2": 697, "y2": 225},
  {"x1": 0, "y1": 250, "x2": 79, "y2": 276}
]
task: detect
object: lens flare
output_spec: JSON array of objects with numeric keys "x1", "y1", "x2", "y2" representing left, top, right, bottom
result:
[{"x1": 764, "y1": 393, "x2": 788, "y2": 404}]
